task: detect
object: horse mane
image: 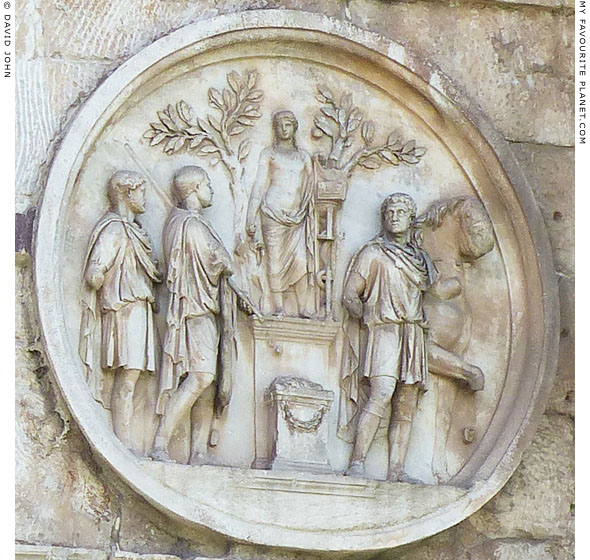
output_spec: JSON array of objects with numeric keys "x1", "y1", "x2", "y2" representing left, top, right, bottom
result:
[{"x1": 414, "y1": 196, "x2": 470, "y2": 231}]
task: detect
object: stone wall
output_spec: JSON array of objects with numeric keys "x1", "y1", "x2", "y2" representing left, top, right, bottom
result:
[{"x1": 15, "y1": 1, "x2": 574, "y2": 559}]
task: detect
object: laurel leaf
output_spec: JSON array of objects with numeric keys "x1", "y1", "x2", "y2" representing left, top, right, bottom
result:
[
  {"x1": 378, "y1": 150, "x2": 400, "y2": 165},
  {"x1": 229, "y1": 123, "x2": 246, "y2": 136},
  {"x1": 346, "y1": 108, "x2": 362, "y2": 134},
  {"x1": 223, "y1": 89, "x2": 237, "y2": 111},
  {"x1": 150, "y1": 122, "x2": 168, "y2": 133},
  {"x1": 150, "y1": 132, "x2": 168, "y2": 146},
  {"x1": 164, "y1": 136, "x2": 186, "y2": 154},
  {"x1": 387, "y1": 132, "x2": 400, "y2": 146},
  {"x1": 209, "y1": 88, "x2": 224, "y2": 109},
  {"x1": 337, "y1": 108, "x2": 347, "y2": 130},
  {"x1": 243, "y1": 108, "x2": 261, "y2": 119},
  {"x1": 185, "y1": 126, "x2": 203, "y2": 136},
  {"x1": 208, "y1": 115, "x2": 221, "y2": 132},
  {"x1": 157, "y1": 110, "x2": 176, "y2": 131},
  {"x1": 198, "y1": 144, "x2": 219, "y2": 154},
  {"x1": 359, "y1": 155, "x2": 382, "y2": 169},
  {"x1": 317, "y1": 85, "x2": 334, "y2": 103},
  {"x1": 247, "y1": 70, "x2": 258, "y2": 90},
  {"x1": 321, "y1": 105, "x2": 339, "y2": 122},
  {"x1": 188, "y1": 137, "x2": 205, "y2": 150},
  {"x1": 167, "y1": 104, "x2": 185, "y2": 130},
  {"x1": 238, "y1": 139, "x2": 251, "y2": 161},
  {"x1": 314, "y1": 115, "x2": 335, "y2": 138},
  {"x1": 402, "y1": 139, "x2": 416, "y2": 154},
  {"x1": 197, "y1": 117, "x2": 216, "y2": 137},
  {"x1": 237, "y1": 115, "x2": 255, "y2": 126},
  {"x1": 246, "y1": 89, "x2": 263, "y2": 103},
  {"x1": 227, "y1": 71, "x2": 240, "y2": 94},
  {"x1": 400, "y1": 153, "x2": 419, "y2": 164},
  {"x1": 361, "y1": 121, "x2": 375, "y2": 145},
  {"x1": 340, "y1": 92, "x2": 352, "y2": 111},
  {"x1": 177, "y1": 100, "x2": 196, "y2": 125}
]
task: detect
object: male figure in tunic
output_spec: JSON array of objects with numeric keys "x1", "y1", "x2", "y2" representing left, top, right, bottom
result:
[
  {"x1": 150, "y1": 166, "x2": 255, "y2": 463},
  {"x1": 79, "y1": 170, "x2": 161, "y2": 452},
  {"x1": 340, "y1": 193, "x2": 436, "y2": 481},
  {"x1": 246, "y1": 110, "x2": 316, "y2": 317}
]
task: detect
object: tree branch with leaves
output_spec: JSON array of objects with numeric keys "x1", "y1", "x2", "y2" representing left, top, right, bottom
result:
[
  {"x1": 143, "y1": 70, "x2": 263, "y2": 255},
  {"x1": 312, "y1": 85, "x2": 426, "y2": 174}
]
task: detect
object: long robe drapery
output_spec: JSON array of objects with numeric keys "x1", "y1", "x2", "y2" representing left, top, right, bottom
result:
[
  {"x1": 79, "y1": 212, "x2": 160, "y2": 409},
  {"x1": 156, "y1": 208, "x2": 236, "y2": 418},
  {"x1": 257, "y1": 148, "x2": 317, "y2": 293}
]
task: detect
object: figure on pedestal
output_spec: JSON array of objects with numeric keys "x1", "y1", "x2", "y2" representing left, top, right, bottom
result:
[
  {"x1": 150, "y1": 166, "x2": 255, "y2": 463},
  {"x1": 246, "y1": 110, "x2": 317, "y2": 318},
  {"x1": 339, "y1": 193, "x2": 436, "y2": 482},
  {"x1": 79, "y1": 170, "x2": 161, "y2": 453}
]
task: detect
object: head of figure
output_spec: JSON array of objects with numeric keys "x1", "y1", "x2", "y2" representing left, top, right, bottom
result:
[
  {"x1": 457, "y1": 197, "x2": 495, "y2": 261},
  {"x1": 107, "y1": 170, "x2": 146, "y2": 215},
  {"x1": 272, "y1": 110, "x2": 298, "y2": 144},
  {"x1": 173, "y1": 166, "x2": 212, "y2": 209},
  {"x1": 380, "y1": 192, "x2": 417, "y2": 238}
]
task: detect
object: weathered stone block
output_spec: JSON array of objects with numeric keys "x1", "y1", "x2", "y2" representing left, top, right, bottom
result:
[
  {"x1": 468, "y1": 413, "x2": 574, "y2": 539},
  {"x1": 116, "y1": 486, "x2": 227, "y2": 558},
  {"x1": 37, "y1": 0, "x2": 342, "y2": 62},
  {"x1": 510, "y1": 143, "x2": 574, "y2": 276},
  {"x1": 347, "y1": 0, "x2": 574, "y2": 146},
  {"x1": 546, "y1": 275, "x2": 574, "y2": 417},
  {"x1": 16, "y1": 59, "x2": 116, "y2": 212},
  {"x1": 467, "y1": 539, "x2": 554, "y2": 560},
  {"x1": 16, "y1": 258, "x2": 117, "y2": 549}
]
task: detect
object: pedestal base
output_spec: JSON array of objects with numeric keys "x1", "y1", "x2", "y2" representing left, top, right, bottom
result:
[{"x1": 250, "y1": 316, "x2": 339, "y2": 470}]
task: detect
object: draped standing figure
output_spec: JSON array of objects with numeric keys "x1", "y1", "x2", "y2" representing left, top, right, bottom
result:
[
  {"x1": 80, "y1": 170, "x2": 161, "y2": 453},
  {"x1": 150, "y1": 166, "x2": 254, "y2": 464},
  {"x1": 339, "y1": 193, "x2": 436, "y2": 482},
  {"x1": 246, "y1": 110, "x2": 317, "y2": 317}
]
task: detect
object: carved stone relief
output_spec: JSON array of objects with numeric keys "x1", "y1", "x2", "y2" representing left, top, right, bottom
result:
[{"x1": 35, "y1": 11, "x2": 558, "y2": 553}]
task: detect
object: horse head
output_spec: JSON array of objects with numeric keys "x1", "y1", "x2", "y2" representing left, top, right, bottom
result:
[{"x1": 415, "y1": 196, "x2": 495, "y2": 264}]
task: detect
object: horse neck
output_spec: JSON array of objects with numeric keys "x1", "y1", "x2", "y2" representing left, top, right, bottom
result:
[{"x1": 423, "y1": 216, "x2": 466, "y2": 279}]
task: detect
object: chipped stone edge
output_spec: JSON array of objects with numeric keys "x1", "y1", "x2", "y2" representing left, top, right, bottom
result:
[
  {"x1": 33, "y1": 9, "x2": 559, "y2": 553},
  {"x1": 14, "y1": 543, "x2": 206, "y2": 560}
]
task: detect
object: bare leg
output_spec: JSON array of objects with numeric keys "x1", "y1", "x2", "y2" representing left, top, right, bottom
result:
[
  {"x1": 388, "y1": 384, "x2": 420, "y2": 482},
  {"x1": 345, "y1": 377, "x2": 396, "y2": 477},
  {"x1": 189, "y1": 383, "x2": 215, "y2": 465},
  {"x1": 111, "y1": 368, "x2": 142, "y2": 452},
  {"x1": 270, "y1": 291, "x2": 284, "y2": 316},
  {"x1": 345, "y1": 410, "x2": 381, "y2": 476},
  {"x1": 431, "y1": 375, "x2": 457, "y2": 483},
  {"x1": 282, "y1": 289, "x2": 298, "y2": 317},
  {"x1": 294, "y1": 275, "x2": 314, "y2": 318},
  {"x1": 150, "y1": 372, "x2": 214, "y2": 461}
]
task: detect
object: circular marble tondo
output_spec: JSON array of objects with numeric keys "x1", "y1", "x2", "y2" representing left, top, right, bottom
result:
[{"x1": 35, "y1": 10, "x2": 558, "y2": 552}]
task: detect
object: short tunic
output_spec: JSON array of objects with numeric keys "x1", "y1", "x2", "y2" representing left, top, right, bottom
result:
[
  {"x1": 84, "y1": 214, "x2": 159, "y2": 372},
  {"x1": 156, "y1": 208, "x2": 232, "y2": 413},
  {"x1": 348, "y1": 237, "x2": 435, "y2": 387}
]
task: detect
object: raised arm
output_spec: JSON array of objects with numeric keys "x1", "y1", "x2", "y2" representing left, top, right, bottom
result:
[{"x1": 246, "y1": 148, "x2": 271, "y2": 236}]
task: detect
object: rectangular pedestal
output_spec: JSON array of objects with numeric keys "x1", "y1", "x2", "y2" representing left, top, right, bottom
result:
[{"x1": 251, "y1": 316, "x2": 339, "y2": 469}]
